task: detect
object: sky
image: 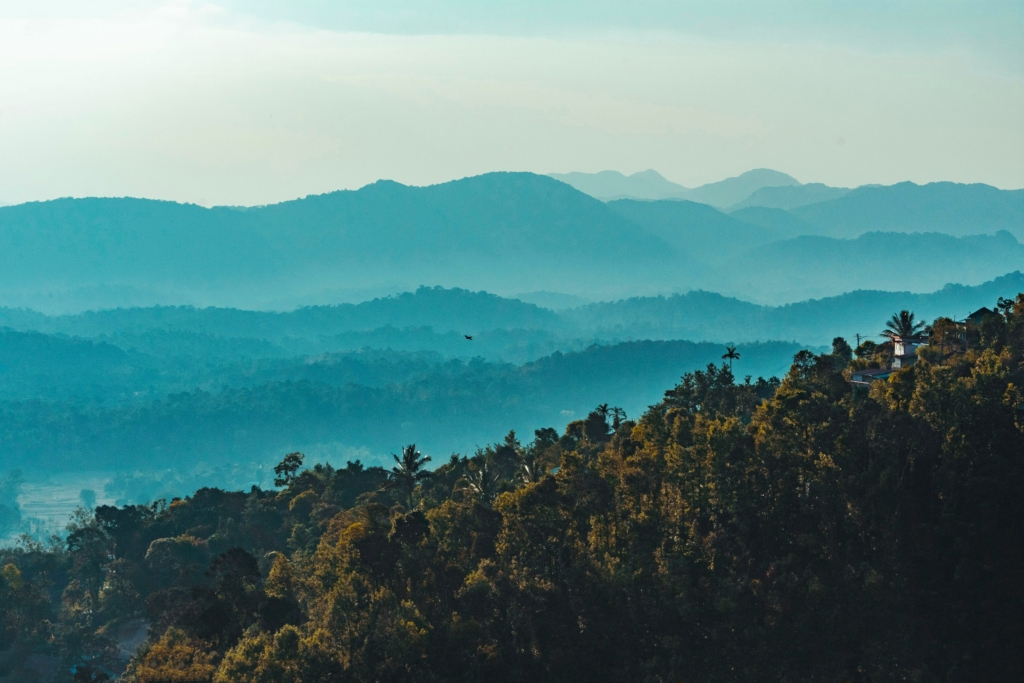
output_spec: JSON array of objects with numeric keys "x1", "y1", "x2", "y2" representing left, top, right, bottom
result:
[{"x1": 0, "y1": 0, "x2": 1021, "y2": 206}]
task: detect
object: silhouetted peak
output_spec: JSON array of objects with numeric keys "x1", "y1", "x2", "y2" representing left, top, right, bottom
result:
[{"x1": 731, "y1": 168, "x2": 800, "y2": 184}]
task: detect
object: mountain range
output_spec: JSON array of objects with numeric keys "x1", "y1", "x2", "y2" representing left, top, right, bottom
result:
[
  {"x1": 562, "y1": 272, "x2": 1024, "y2": 345},
  {"x1": 1, "y1": 274, "x2": 1019, "y2": 354},
  {"x1": 729, "y1": 182, "x2": 852, "y2": 210},
  {"x1": 729, "y1": 231, "x2": 1024, "y2": 301},
  {"x1": 0, "y1": 272, "x2": 1019, "y2": 479},
  {"x1": 550, "y1": 168, "x2": 802, "y2": 207},
  {"x1": 550, "y1": 169, "x2": 1024, "y2": 238},
  {"x1": 1, "y1": 171, "x2": 1021, "y2": 312},
  {"x1": 788, "y1": 181, "x2": 1024, "y2": 238},
  {"x1": 0, "y1": 174, "x2": 677, "y2": 310},
  {"x1": 4, "y1": 166, "x2": 1023, "y2": 541},
  {"x1": 546, "y1": 169, "x2": 689, "y2": 201}
]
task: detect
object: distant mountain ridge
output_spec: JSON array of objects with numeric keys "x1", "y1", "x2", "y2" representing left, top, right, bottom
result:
[
  {"x1": 0, "y1": 272, "x2": 1021, "y2": 475},
  {"x1": 607, "y1": 196, "x2": 1024, "y2": 300},
  {"x1": 0, "y1": 173, "x2": 678, "y2": 311},
  {"x1": 552, "y1": 170, "x2": 1024, "y2": 239},
  {"x1": 607, "y1": 199, "x2": 790, "y2": 266},
  {"x1": 566, "y1": 271, "x2": 1024, "y2": 344},
  {"x1": 2, "y1": 172, "x2": 1022, "y2": 311},
  {"x1": 551, "y1": 167, "x2": 801, "y2": 207},
  {"x1": 2, "y1": 274, "x2": 1020, "y2": 350},
  {"x1": 547, "y1": 170, "x2": 687, "y2": 200},
  {"x1": 729, "y1": 182, "x2": 852, "y2": 210},
  {"x1": 725, "y1": 231, "x2": 1024, "y2": 302},
  {"x1": 683, "y1": 168, "x2": 799, "y2": 208},
  {"x1": 727, "y1": 206, "x2": 814, "y2": 236},
  {"x1": 0, "y1": 286, "x2": 562, "y2": 341},
  {"x1": 791, "y1": 181, "x2": 1024, "y2": 239}
]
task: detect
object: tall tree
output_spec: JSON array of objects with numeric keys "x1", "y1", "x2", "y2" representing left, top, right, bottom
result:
[
  {"x1": 273, "y1": 452, "x2": 304, "y2": 488},
  {"x1": 722, "y1": 345, "x2": 740, "y2": 369},
  {"x1": 388, "y1": 444, "x2": 431, "y2": 508}
]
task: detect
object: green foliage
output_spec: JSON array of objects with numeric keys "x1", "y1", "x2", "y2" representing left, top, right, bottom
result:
[
  {"x1": 386, "y1": 445, "x2": 431, "y2": 509},
  {"x1": 0, "y1": 337, "x2": 805, "y2": 475},
  {"x1": 3, "y1": 295, "x2": 1023, "y2": 681},
  {"x1": 883, "y1": 309, "x2": 926, "y2": 338},
  {"x1": 273, "y1": 453, "x2": 304, "y2": 489}
]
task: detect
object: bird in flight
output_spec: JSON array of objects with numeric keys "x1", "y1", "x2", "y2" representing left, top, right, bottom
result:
[{"x1": 464, "y1": 335, "x2": 473, "y2": 340}]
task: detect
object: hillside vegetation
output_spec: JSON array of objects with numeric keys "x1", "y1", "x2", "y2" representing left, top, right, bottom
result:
[
  {"x1": 0, "y1": 338, "x2": 804, "y2": 481},
  {"x1": 2, "y1": 294, "x2": 1021, "y2": 681},
  {"x1": 2, "y1": 276, "x2": 1021, "y2": 350},
  {"x1": 0, "y1": 278, "x2": 1020, "y2": 499}
]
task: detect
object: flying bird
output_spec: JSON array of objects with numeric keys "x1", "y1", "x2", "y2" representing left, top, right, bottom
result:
[{"x1": 465, "y1": 335, "x2": 473, "y2": 340}]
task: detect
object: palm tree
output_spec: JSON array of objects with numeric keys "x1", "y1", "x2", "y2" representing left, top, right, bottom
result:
[
  {"x1": 519, "y1": 452, "x2": 543, "y2": 485},
  {"x1": 882, "y1": 310, "x2": 925, "y2": 340},
  {"x1": 457, "y1": 459, "x2": 501, "y2": 503},
  {"x1": 388, "y1": 444, "x2": 431, "y2": 508},
  {"x1": 722, "y1": 346, "x2": 740, "y2": 370},
  {"x1": 611, "y1": 407, "x2": 627, "y2": 431}
]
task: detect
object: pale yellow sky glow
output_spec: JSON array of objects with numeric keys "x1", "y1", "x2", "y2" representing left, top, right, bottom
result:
[{"x1": 0, "y1": 1, "x2": 1021, "y2": 205}]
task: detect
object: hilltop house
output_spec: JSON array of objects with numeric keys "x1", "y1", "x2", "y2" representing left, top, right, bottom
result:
[
  {"x1": 966, "y1": 307, "x2": 997, "y2": 325},
  {"x1": 849, "y1": 367, "x2": 893, "y2": 388},
  {"x1": 850, "y1": 331, "x2": 929, "y2": 388},
  {"x1": 891, "y1": 333, "x2": 928, "y2": 369}
]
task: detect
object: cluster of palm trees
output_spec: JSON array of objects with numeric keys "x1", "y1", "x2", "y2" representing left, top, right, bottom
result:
[{"x1": 595, "y1": 403, "x2": 627, "y2": 431}]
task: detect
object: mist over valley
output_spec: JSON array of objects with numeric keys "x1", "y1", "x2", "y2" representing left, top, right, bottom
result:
[
  {"x1": 1, "y1": 167, "x2": 1022, "y2": 540},
  {"x1": 3, "y1": 2, "x2": 1023, "y2": 677}
]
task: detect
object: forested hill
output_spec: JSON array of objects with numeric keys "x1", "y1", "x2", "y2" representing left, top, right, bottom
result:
[
  {"x1": 0, "y1": 338, "x2": 804, "y2": 476},
  {"x1": 2, "y1": 294, "x2": 1021, "y2": 682},
  {"x1": 568, "y1": 271, "x2": 1024, "y2": 343},
  {"x1": 0, "y1": 275, "x2": 1020, "y2": 349},
  {"x1": 0, "y1": 287, "x2": 561, "y2": 342}
]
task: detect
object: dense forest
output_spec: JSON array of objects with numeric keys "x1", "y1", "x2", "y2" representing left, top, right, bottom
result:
[
  {"x1": 15, "y1": 275, "x2": 1022, "y2": 538},
  {"x1": 0, "y1": 337, "x2": 802, "y2": 479},
  {"x1": 2, "y1": 276, "x2": 1018, "y2": 349},
  {"x1": 2, "y1": 295, "x2": 1021, "y2": 681}
]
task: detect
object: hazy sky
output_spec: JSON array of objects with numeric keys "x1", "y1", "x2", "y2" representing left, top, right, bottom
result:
[{"x1": 0, "y1": 0, "x2": 1021, "y2": 206}]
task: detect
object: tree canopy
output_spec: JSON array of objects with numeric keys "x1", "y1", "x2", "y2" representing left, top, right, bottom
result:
[
  {"x1": 2, "y1": 294, "x2": 1023, "y2": 681},
  {"x1": 883, "y1": 308, "x2": 926, "y2": 338}
]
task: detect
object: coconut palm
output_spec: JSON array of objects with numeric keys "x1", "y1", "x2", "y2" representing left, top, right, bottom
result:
[
  {"x1": 388, "y1": 444, "x2": 431, "y2": 508},
  {"x1": 456, "y1": 459, "x2": 501, "y2": 503},
  {"x1": 882, "y1": 310, "x2": 925, "y2": 340},
  {"x1": 722, "y1": 346, "x2": 740, "y2": 370},
  {"x1": 519, "y1": 452, "x2": 541, "y2": 485},
  {"x1": 611, "y1": 407, "x2": 627, "y2": 431}
]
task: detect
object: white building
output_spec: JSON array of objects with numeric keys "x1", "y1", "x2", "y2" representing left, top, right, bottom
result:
[{"x1": 891, "y1": 334, "x2": 927, "y2": 369}]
